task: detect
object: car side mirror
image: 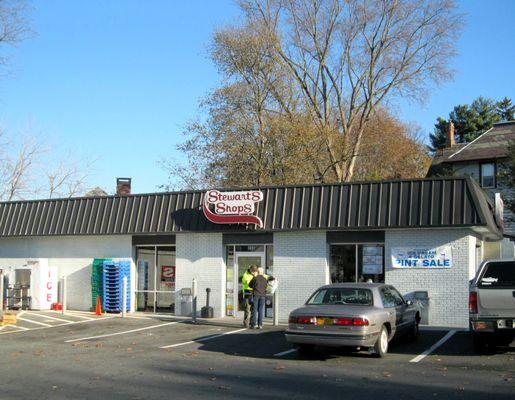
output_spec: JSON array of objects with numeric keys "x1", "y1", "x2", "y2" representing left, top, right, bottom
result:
[{"x1": 406, "y1": 300, "x2": 413, "y2": 306}]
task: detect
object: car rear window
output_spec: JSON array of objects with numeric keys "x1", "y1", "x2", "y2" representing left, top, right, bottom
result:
[
  {"x1": 307, "y1": 288, "x2": 373, "y2": 306},
  {"x1": 479, "y1": 262, "x2": 515, "y2": 288}
]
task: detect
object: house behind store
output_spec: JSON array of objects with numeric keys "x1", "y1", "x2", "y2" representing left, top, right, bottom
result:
[
  {"x1": 430, "y1": 120, "x2": 515, "y2": 259},
  {"x1": 0, "y1": 176, "x2": 507, "y2": 328}
]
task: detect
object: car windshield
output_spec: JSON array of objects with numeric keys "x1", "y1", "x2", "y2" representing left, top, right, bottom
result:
[
  {"x1": 479, "y1": 262, "x2": 515, "y2": 288},
  {"x1": 307, "y1": 288, "x2": 373, "y2": 306}
]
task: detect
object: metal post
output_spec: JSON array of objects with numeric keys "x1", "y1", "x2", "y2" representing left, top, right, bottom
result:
[
  {"x1": 273, "y1": 289, "x2": 279, "y2": 326},
  {"x1": 122, "y1": 276, "x2": 127, "y2": 318},
  {"x1": 61, "y1": 276, "x2": 67, "y2": 315},
  {"x1": 192, "y1": 278, "x2": 197, "y2": 323},
  {"x1": 0, "y1": 271, "x2": 4, "y2": 311}
]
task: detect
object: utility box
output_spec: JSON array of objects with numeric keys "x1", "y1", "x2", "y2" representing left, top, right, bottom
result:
[{"x1": 179, "y1": 288, "x2": 192, "y2": 316}]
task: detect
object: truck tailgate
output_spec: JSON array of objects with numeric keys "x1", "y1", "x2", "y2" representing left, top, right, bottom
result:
[
  {"x1": 479, "y1": 289, "x2": 515, "y2": 317},
  {"x1": 476, "y1": 261, "x2": 515, "y2": 318}
]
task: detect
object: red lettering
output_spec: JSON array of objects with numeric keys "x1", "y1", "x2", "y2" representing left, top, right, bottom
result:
[
  {"x1": 207, "y1": 190, "x2": 219, "y2": 203},
  {"x1": 47, "y1": 294, "x2": 52, "y2": 301},
  {"x1": 46, "y1": 282, "x2": 52, "y2": 290}
]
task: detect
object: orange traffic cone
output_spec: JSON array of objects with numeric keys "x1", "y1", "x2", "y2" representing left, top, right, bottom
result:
[{"x1": 95, "y1": 295, "x2": 102, "y2": 316}]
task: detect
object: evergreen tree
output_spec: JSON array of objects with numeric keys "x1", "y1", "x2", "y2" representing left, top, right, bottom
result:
[
  {"x1": 429, "y1": 117, "x2": 450, "y2": 151},
  {"x1": 496, "y1": 97, "x2": 515, "y2": 121},
  {"x1": 430, "y1": 96, "x2": 512, "y2": 150}
]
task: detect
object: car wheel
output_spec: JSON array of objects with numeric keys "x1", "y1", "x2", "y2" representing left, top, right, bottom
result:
[
  {"x1": 374, "y1": 326, "x2": 389, "y2": 358},
  {"x1": 407, "y1": 319, "x2": 420, "y2": 342},
  {"x1": 296, "y1": 344, "x2": 315, "y2": 356}
]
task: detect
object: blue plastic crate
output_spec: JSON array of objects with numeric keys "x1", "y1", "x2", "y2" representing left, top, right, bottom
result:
[{"x1": 102, "y1": 260, "x2": 131, "y2": 313}]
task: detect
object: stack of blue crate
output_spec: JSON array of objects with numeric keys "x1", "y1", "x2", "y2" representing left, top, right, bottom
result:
[{"x1": 102, "y1": 260, "x2": 131, "y2": 313}]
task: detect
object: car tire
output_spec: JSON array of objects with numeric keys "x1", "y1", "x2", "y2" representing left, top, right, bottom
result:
[
  {"x1": 296, "y1": 344, "x2": 315, "y2": 356},
  {"x1": 472, "y1": 333, "x2": 489, "y2": 353},
  {"x1": 407, "y1": 318, "x2": 420, "y2": 342},
  {"x1": 374, "y1": 326, "x2": 389, "y2": 358}
]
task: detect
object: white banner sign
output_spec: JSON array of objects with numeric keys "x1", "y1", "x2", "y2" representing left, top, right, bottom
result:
[
  {"x1": 30, "y1": 259, "x2": 58, "y2": 309},
  {"x1": 391, "y1": 246, "x2": 453, "y2": 269}
]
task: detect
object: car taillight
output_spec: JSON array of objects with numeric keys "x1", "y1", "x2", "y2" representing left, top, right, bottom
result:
[
  {"x1": 335, "y1": 318, "x2": 352, "y2": 326},
  {"x1": 288, "y1": 316, "x2": 297, "y2": 323},
  {"x1": 351, "y1": 318, "x2": 369, "y2": 326},
  {"x1": 469, "y1": 292, "x2": 478, "y2": 313},
  {"x1": 334, "y1": 317, "x2": 369, "y2": 326},
  {"x1": 296, "y1": 316, "x2": 316, "y2": 325}
]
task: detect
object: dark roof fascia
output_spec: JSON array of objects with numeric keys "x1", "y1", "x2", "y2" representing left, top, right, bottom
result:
[
  {"x1": 0, "y1": 176, "x2": 485, "y2": 206},
  {"x1": 464, "y1": 177, "x2": 503, "y2": 239}
]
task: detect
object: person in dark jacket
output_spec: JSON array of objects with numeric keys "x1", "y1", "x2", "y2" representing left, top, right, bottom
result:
[{"x1": 249, "y1": 267, "x2": 270, "y2": 329}]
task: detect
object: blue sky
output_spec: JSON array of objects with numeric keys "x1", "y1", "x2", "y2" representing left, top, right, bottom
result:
[{"x1": 0, "y1": 0, "x2": 513, "y2": 194}]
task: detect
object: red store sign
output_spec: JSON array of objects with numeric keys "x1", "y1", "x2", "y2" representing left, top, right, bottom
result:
[{"x1": 202, "y1": 189, "x2": 264, "y2": 228}]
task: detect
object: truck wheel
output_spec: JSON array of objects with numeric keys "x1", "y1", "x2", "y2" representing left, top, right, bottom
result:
[
  {"x1": 374, "y1": 326, "x2": 389, "y2": 357},
  {"x1": 297, "y1": 344, "x2": 315, "y2": 356},
  {"x1": 472, "y1": 333, "x2": 488, "y2": 353}
]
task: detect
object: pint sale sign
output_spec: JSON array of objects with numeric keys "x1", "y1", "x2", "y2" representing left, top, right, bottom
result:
[
  {"x1": 203, "y1": 189, "x2": 264, "y2": 228},
  {"x1": 391, "y1": 246, "x2": 453, "y2": 269}
]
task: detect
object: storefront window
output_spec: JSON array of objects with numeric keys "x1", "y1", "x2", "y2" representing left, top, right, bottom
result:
[
  {"x1": 135, "y1": 245, "x2": 176, "y2": 312},
  {"x1": 330, "y1": 245, "x2": 356, "y2": 283},
  {"x1": 330, "y1": 244, "x2": 384, "y2": 284}
]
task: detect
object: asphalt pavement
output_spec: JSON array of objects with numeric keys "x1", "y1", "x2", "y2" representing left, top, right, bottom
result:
[{"x1": 0, "y1": 311, "x2": 513, "y2": 400}]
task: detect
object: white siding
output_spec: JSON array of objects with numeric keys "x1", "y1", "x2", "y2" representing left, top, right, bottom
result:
[
  {"x1": 0, "y1": 235, "x2": 133, "y2": 311},
  {"x1": 175, "y1": 232, "x2": 224, "y2": 318},
  {"x1": 273, "y1": 231, "x2": 329, "y2": 322},
  {"x1": 385, "y1": 229, "x2": 476, "y2": 328}
]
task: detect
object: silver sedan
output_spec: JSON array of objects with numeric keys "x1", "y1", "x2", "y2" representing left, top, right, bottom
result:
[{"x1": 285, "y1": 283, "x2": 420, "y2": 357}]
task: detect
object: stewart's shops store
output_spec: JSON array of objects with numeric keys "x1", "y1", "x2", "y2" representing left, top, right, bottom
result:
[{"x1": 0, "y1": 177, "x2": 510, "y2": 328}]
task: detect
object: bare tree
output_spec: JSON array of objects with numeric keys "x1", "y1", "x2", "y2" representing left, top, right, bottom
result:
[
  {"x1": 43, "y1": 156, "x2": 91, "y2": 199},
  {"x1": 0, "y1": 0, "x2": 33, "y2": 75},
  {"x1": 241, "y1": 0, "x2": 462, "y2": 181},
  {"x1": 0, "y1": 132, "x2": 40, "y2": 200},
  {"x1": 0, "y1": 126, "x2": 93, "y2": 201}
]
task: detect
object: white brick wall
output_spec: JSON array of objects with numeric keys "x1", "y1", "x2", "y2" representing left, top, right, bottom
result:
[
  {"x1": 385, "y1": 229, "x2": 476, "y2": 328},
  {"x1": 273, "y1": 231, "x2": 329, "y2": 321},
  {"x1": 0, "y1": 235, "x2": 133, "y2": 311},
  {"x1": 175, "y1": 232, "x2": 224, "y2": 318}
]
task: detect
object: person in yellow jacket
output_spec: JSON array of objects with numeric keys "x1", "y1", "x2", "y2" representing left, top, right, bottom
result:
[{"x1": 241, "y1": 265, "x2": 258, "y2": 327}]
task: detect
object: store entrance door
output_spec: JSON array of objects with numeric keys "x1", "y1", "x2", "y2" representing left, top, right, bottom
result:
[{"x1": 234, "y1": 252, "x2": 265, "y2": 319}]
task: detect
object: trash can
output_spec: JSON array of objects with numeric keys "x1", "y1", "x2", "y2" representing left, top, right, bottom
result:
[
  {"x1": 179, "y1": 288, "x2": 193, "y2": 316},
  {"x1": 413, "y1": 291, "x2": 430, "y2": 325}
]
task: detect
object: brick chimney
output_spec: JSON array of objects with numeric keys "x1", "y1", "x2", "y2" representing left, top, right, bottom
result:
[
  {"x1": 445, "y1": 120, "x2": 456, "y2": 148},
  {"x1": 116, "y1": 178, "x2": 131, "y2": 196}
]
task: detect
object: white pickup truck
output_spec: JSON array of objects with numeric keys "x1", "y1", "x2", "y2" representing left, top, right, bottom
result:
[{"x1": 469, "y1": 260, "x2": 515, "y2": 352}]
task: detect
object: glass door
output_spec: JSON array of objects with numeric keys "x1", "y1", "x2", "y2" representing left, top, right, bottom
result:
[
  {"x1": 135, "y1": 245, "x2": 176, "y2": 313},
  {"x1": 234, "y1": 252, "x2": 265, "y2": 318}
]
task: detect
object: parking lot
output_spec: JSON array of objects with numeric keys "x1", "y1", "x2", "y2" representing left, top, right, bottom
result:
[{"x1": 0, "y1": 312, "x2": 513, "y2": 400}]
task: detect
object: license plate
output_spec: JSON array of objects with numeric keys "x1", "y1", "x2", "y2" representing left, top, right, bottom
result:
[
  {"x1": 497, "y1": 319, "x2": 514, "y2": 329},
  {"x1": 316, "y1": 318, "x2": 332, "y2": 326}
]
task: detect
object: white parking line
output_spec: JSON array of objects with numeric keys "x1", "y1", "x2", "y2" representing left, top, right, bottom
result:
[
  {"x1": 17, "y1": 316, "x2": 53, "y2": 327},
  {"x1": 160, "y1": 327, "x2": 247, "y2": 349},
  {"x1": 26, "y1": 313, "x2": 74, "y2": 324},
  {"x1": 51, "y1": 312, "x2": 95, "y2": 321},
  {"x1": 65, "y1": 321, "x2": 181, "y2": 343},
  {"x1": 10, "y1": 325, "x2": 30, "y2": 331},
  {"x1": 274, "y1": 348, "x2": 297, "y2": 357},
  {"x1": 409, "y1": 330, "x2": 456, "y2": 363}
]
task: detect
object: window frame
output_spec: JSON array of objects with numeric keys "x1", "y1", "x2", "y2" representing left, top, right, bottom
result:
[
  {"x1": 329, "y1": 243, "x2": 385, "y2": 284},
  {"x1": 479, "y1": 161, "x2": 496, "y2": 188}
]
